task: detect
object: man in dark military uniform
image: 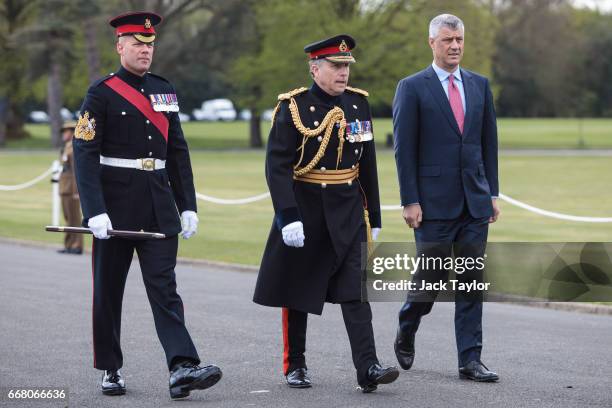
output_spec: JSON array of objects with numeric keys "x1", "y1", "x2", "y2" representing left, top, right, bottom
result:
[
  {"x1": 58, "y1": 121, "x2": 83, "y2": 255},
  {"x1": 73, "y1": 11, "x2": 221, "y2": 399},
  {"x1": 253, "y1": 35, "x2": 399, "y2": 393}
]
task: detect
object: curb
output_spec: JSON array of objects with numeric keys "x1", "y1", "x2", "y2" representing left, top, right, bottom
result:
[{"x1": 1, "y1": 237, "x2": 610, "y2": 316}]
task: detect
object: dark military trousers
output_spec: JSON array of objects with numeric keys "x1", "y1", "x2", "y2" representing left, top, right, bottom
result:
[
  {"x1": 282, "y1": 302, "x2": 379, "y2": 386},
  {"x1": 61, "y1": 195, "x2": 83, "y2": 250},
  {"x1": 91, "y1": 235, "x2": 199, "y2": 371},
  {"x1": 398, "y1": 206, "x2": 489, "y2": 367}
]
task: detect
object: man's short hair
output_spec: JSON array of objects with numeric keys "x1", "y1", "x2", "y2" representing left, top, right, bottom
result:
[
  {"x1": 308, "y1": 58, "x2": 325, "y2": 78},
  {"x1": 429, "y1": 14, "x2": 464, "y2": 38}
]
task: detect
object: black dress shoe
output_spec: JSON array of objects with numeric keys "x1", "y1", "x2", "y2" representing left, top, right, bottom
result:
[
  {"x1": 101, "y1": 369, "x2": 126, "y2": 396},
  {"x1": 459, "y1": 361, "x2": 499, "y2": 382},
  {"x1": 58, "y1": 248, "x2": 82, "y2": 255},
  {"x1": 286, "y1": 368, "x2": 312, "y2": 388},
  {"x1": 361, "y1": 364, "x2": 400, "y2": 393},
  {"x1": 169, "y1": 362, "x2": 222, "y2": 399},
  {"x1": 394, "y1": 329, "x2": 415, "y2": 370}
]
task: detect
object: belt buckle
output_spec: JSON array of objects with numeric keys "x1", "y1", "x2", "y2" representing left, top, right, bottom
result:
[{"x1": 141, "y1": 158, "x2": 155, "y2": 171}]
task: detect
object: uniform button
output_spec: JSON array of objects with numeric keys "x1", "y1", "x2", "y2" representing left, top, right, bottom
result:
[
  {"x1": 354, "y1": 149, "x2": 359, "y2": 155},
  {"x1": 121, "y1": 111, "x2": 126, "y2": 115},
  {"x1": 140, "y1": 88, "x2": 145, "y2": 92},
  {"x1": 353, "y1": 104, "x2": 358, "y2": 109},
  {"x1": 320, "y1": 167, "x2": 326, "y2": 172},
  {"x1": 146, "y1": 120, "x2": 150, "y2": 124},
  {"x1": 148, "y1": 152, "x2": 152, "y2": 156},
  {"x1": 321, "y1": 183, "x2": 327, "y2": 188},
  {"x1": 110, "y1": 72, "x2": 114, "y2": 75},
  {"x1": 348, "y1": 180, "x2": 352, "y2": 186},
  {"x1": 314, "y1": 121, "x2": 319, "y2": 126},
  {"x1": 148, "y1": 135, "x2": 152, "y2": 140},
  {"x1": 351, "y1": 164, "x2": 356, "y2": 169},
  {"x1": 317, "y1": 136, "x2": 322, "y2": 142},
  {"x1": 309, "y1": 106, "x2": 315, "y2": 112}
]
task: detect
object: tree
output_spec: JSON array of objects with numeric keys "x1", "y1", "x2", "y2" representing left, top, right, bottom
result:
[
  {"x1": 492, "y1": 0, "x2": 578, "y2": 117},
  {"x1": 0, "y1": 0, "x2": 36, "y2": 145}
]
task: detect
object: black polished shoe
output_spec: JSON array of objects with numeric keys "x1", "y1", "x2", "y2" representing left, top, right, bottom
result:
[
  {"x1": 459, "y1": 361, "x2": 499, "y2": 382},
  {"x1": 169, "y1": 362, "x2": 222, "y2": 399},
  {"x1": 101, "y1": 369, "x2": 126, "y2": 396},
  {"x1": 286, "y1": 368, "x2": 312, "y2": 388},
  {"x1": 361, "y1": 364, "x2": 400, "y2": 393},
  {"x1": 58, "y1": 248, "x2": 83, "y2": 255},
  {"x1": 394, "y1": 329, "x2": 415, "y2": 370}
]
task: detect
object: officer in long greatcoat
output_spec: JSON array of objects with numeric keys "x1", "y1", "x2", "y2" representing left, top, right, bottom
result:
[
  {"x1": 253, "y1": 34, "x2": 399, "y2": 393},
  {"x1": 73, "y1": 11, "x2": 221, "y2": 399}
]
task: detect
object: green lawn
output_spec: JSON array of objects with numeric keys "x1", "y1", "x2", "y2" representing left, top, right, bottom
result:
[
  {"x1": 1, "y1": 151, "x2": 610, "y2": 265},
  {"x1": 7, "y1": 117, "x2": 612, "y2": 149}
]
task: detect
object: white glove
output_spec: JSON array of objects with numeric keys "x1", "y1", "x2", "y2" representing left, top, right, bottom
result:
[
  {"x1": 281, "y1": 221, "x2": 305, "y2": 248},
  {"x1": 88, "y1": 213, "x2": 113, "y2": 239},
  {"x1": 181, "y1": 210, "x2": 199, "y2": 239},
  {"x1": 371, "y1": 227, "x2": 381, "y2": 241}
]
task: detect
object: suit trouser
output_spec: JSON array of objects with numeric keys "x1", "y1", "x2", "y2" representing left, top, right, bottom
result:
[
  {"x1": 60, "y1": 195, "x2": 83, "y2": 250},
  {"x1": 283, "y1": 302, "x2": 379, "y2": 386},
  {"x1": 398, "y1": 207, "x2": 489, "y2": 366},
  {"x1": 91, "y1": 235, "x2": 199, "y2": 371}
]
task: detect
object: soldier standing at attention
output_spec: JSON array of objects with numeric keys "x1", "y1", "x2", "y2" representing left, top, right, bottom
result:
[
  {"x1": 253, "y1": 34, "x2": 399, "y2": 393},
  {"x1": 73, "y1": 11, "x2": 221, "y2": 399},
  {"x1": 58, "y1": 121, "x2": 83, "y2": 255}
]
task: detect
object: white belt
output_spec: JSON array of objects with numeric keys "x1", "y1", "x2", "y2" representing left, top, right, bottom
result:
[{"x1": 100, "y1": 155, "x2": 165, "y2": 171}]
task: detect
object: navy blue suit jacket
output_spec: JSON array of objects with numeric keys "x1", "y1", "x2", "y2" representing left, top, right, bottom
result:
[{"x1": 392, "y1": 65, "x2": 499, "y2": 220}]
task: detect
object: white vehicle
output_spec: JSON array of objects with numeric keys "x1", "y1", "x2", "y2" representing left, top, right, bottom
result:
[
  {"x1": 60, "y1": 107, "x2": 73, "y2": 121},
  {"x1": 28, "y1": 111, "x2": 49, "y2": 123},
  {"x1": 239, "y1": 109, "x2": 252, "y2": 121},
  {"x1": 262, "y1": 109, "x2": 274, "y2": 121},
  {"x1": 29, "y1": 108, "x2": 73, "y2": 123},
  {"x1": 192, "y1": 98, "x2": 236, "y2": 121}
]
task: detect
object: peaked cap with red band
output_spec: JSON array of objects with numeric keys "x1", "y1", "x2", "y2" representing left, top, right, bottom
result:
[
  {"x1": 304, "y1": 34, "x2": 356, "y2": 63},
  {"x1": 109, "y1": 11, "x2": 162, "y2": 44}
]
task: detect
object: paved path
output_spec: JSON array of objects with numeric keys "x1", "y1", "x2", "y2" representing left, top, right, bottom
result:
[{"x1": 1, "y1": 241, "x2": 611, "y2": 408}]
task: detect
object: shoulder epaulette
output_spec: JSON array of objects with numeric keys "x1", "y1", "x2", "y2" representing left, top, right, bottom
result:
[
  {"x1": 147, "y1": 72, "x2": 171, "y2": 84},
  {"x1": 278, "y1": 87, "x2": 308, "y2": 101},
  {"x1": 345, "y1": 86, "x2": 369, "y2": 97},
  {"x1": 92, "y1": 73, "x2": 114, "y2": 87}
]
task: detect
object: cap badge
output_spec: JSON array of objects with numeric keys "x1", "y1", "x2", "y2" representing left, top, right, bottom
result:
[
  {"x1": 144, "y1": 18, "x2": 152, "y2": 29},
  {"x1": 339, "y1": 40, "x2": 348, "y2": 52}
]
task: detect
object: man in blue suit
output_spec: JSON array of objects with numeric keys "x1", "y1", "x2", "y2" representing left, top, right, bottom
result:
[{"x1": 392, "y1": 14, "x2": 500, "y2": 382}]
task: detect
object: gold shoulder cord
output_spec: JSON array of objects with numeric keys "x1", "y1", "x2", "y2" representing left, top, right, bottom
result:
[
  {"x1": 290, "y1": 99, "x2": 346, "y2": 175},
  {"x1": 345, "y1": 86, "x2": 369, "y2": 97},
  {"x1": 270, "y1": 87, "x2": 348, "y2": 176}
]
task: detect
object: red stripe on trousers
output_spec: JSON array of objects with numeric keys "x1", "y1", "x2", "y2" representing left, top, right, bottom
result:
[
  {"x1": 91, "y1": 239, "x2": 96, "y2": 368},
  {"x1": 282, "y1": 307, "x2": 289, "y2": 375}
]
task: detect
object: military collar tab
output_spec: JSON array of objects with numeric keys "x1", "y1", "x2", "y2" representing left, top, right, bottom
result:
[
  {"x1": 117, "y1": 66, "x2": 146, "y2": 87},
  {"x1": 310, "y1": 82, "x2": 341, "y2": 105}
]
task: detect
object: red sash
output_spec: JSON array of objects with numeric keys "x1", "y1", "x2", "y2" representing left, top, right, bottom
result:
[{"x1": 104, "y1": 76, "x2": 169, "y2": 142}]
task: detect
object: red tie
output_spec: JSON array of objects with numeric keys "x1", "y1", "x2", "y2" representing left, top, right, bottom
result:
[{"x1": 448, "y1": 74, "x2": 464, "y2": 134}]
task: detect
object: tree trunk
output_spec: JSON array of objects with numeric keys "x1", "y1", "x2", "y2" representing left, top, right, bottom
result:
[
  {"x1": 6, "y1": 103, "x2": 27, "y2": 140},
  {"x1": 48, "y1": 56, "x2": 64, "y2": 148},
  {"x1": 249, "y1": 110, "x2": 262, "y2": 148},
  {"x1": 0, "y1": 98, "x2": 7, "y2": 147},
  {"x1": 82, "y1": 17, "x2": 101, "y2": 83}
]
